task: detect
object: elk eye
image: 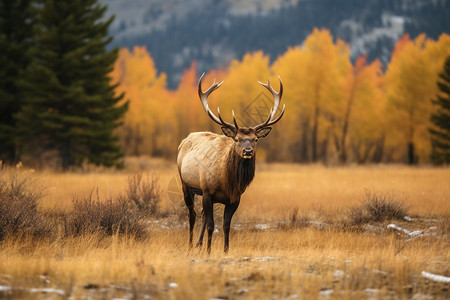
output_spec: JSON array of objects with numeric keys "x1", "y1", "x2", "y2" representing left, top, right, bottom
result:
[
  {"x1": 255, "y1": 138, "x2": 259, "y2": 142},
  {"x1": 234, "y1": 138, "x2": 238, "y2": 142}
]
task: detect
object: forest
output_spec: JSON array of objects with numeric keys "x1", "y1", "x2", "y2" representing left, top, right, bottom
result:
[
  {"x1": 1, "y1": 0, "x2": 449, "y2": 169},
  {"x1": 112, "y1": 29, "x2": 450, "y2": 165}
]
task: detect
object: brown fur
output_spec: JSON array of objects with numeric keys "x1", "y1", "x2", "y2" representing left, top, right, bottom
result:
[{"x1": 177, "y1": 131, "x2": 255, "y2": 203}]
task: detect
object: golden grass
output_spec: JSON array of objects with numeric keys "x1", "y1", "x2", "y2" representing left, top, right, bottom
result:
[
  {"x1": 1, "y1": 160, "x2": 449, "y2": 299},
  {"x1": 39, "y1": 161, "x2": 450, "y2": 217},
  {"x1": 1, "y1": 228, "x2": 448, "y2": 299}
]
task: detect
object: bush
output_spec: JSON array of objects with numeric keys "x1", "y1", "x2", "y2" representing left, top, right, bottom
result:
[
  {"x1": 63, "y1": 173, "x2": 162, "y2": 240},
  {"x1": 348, "y1": 190, "x2": 408, "y2": 226},
  {"x1": 0, "y1": 165, "x2": 51, "y2": 240},
  {"x1": 63, "y1": 189, "x2": 148, "y2": 240}
]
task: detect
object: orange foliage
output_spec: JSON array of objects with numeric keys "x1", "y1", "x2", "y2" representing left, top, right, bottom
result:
[
  {"x1": 391, "y1": 33, "x2": 410, "y2": 59},
  {"x1": 111, "y1": 46, "x2": 170, "y2": 156},
  {"x1": 342, "y1": 55, "x2": 385, "y2": 163},
  {"x1": 272, "y1": 28, "x2": 351, "y2": 162}
]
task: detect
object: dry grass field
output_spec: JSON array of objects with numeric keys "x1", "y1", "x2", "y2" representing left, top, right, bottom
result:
[{"x1": 0, "y1": 158, "x2": 449, "y2": 299}]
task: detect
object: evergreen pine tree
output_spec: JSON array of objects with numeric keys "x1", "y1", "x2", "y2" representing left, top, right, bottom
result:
[
  {"x1": 0, "y1": 0, "x2": 36, "y2": 163},
  {"x1": 17, "y1": 0, "x2": 127, "y2": 169},
  {"x1": 429, "y1": 56, "x2": 450, "y2": 164}
]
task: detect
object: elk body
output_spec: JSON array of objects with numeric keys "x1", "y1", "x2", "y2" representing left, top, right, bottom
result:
[{"x1": 177, "y1": 74, "x2": 285, "y2": 253}]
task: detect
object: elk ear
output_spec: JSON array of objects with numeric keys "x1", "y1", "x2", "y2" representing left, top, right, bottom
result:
[
  {"x1": 256, "y1": 127, "x2": 272, "y2": 138},
  {"x1": 221, "y1": 127, "x2": 236, "y2": 138}
]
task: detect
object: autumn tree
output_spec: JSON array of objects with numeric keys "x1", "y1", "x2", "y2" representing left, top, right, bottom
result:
[
  {"x1": 338, "y1": 55, "x2": 385, "y2": 163},
  {"x1": 429, "y1": 56, "x2": 450, "y2": 164},
  {"x1": 271, "y1": 46, "x2": 309, "y2": 161},
  {"x1": 174, "y1": 62, "x2": 204, "y2": 142},
  {"x1": 17, "y1": 0, "x2": 127, "y2": 169},
  {"x1": 111, "y1": 46, "x2": 168, "y2": 157},
  {"x1": 273, "y1": 29, "x2": 350, "y2": 163}
]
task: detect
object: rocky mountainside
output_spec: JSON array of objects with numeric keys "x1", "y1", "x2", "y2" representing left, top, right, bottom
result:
[{"x1": 100, "y1": 0, "x2": 450, "y2": 88}]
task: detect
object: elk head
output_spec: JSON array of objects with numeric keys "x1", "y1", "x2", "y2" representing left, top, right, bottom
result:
[{"x1": 198, "y1": 73, "x2": 285, "y2": 159}]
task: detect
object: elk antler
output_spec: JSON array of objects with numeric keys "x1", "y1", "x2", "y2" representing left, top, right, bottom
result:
[
  {"x1": 198, "y1": 73, "x2": 239, "y2": 130},
  {"x1": 253, "y1": 76, "x2": 285, "y2": 131}
]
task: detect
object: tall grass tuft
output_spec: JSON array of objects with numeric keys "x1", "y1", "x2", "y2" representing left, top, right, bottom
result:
[
  {"x1": 126, "y1": 173, "x2": 161, "y2": 215},
  {"x1": 348, "y1": 190, "x2": 409, "y2": 227}
]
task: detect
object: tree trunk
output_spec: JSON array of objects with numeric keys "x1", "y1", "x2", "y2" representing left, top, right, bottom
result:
[
  {"x1": 407, "y1": 142, "x2": 416, "y2": 165},
  {"x1": 340, "y1": 101, "x2": 352, "y2": 163},
  {"x1": 300, "y1": 118, "x2": 309, "y2": 162},
  {"x1": 312, "y1": 104, "x2": 320, "y2": 163},
  {"x1": 372, "y1": 134, "x2": 385, "y2": 163},
  {"x1": 60, "y1": 140, "x2": 71, "y2": 171},
  {"x1": 407, "y1": 120, "x2": 416, "y2": 165},
  {"x1": 311, "y1": 83, "x2": 321, "y2": 163}
]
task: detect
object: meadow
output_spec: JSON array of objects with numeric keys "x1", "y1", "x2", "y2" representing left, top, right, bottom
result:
[{"x1": 0, "y1": 158, "x2": 449, "y2": 299}]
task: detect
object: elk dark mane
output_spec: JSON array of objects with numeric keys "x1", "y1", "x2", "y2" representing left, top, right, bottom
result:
[{"x1": 226, "y1": 150, "x2": 255, "y2": 197}]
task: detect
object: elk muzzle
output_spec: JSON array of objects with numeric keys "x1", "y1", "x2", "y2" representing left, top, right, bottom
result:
[{"x1": 242, "y1": 148, "x2": 254, "y2": 159}]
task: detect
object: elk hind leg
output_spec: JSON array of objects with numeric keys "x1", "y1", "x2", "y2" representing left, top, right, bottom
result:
[
  {"x1": 182, "y1": 183, "x2": 196, "y2": 248},
  {"x1": 202, "y1": 193, "x2": 214, "y2": 254},
  {"x1": 196, "y1": 212, "x2": 206, "y2": 248}
]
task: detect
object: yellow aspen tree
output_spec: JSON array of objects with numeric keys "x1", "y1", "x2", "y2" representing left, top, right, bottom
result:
[
  {"x1": 173, "y1": 62, "x2": 200, "y2": 143},
  {"x1": 271, "y1": 46, "x2": 309, "y2": 161},
  {"x1": 111, "y1": 46, "x2": 167, "y2": 156},
  {"x1": 343, "y1": 55, "x2": 386, "y2": 163},
  {"x1": 292, "y1": 29, "x2": 350, "y2": 163}
]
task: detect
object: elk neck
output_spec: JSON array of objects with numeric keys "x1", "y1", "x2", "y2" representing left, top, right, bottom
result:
[{"x1": 226, "y1": 147, "x2": 256, "y2": 197}]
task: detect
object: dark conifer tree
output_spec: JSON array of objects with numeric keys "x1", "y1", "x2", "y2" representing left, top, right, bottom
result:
[
  {"x1": 0, "y1": 0, "x2": 36, "y2": 163},
  {"x1": 17, "y1": 0, "x2": 127, "y2": 169},
  {"x1": 430, "y1": 56, "x2": 450, "y2": 164}
]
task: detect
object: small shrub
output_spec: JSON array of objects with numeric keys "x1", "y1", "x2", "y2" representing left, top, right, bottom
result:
[
  {"x1": 0, "y1": 165, "x2": 51, "y2": 240},
  {"x1": 348, "y1": 190, "x2": 408, "y2": 226},
  {"x1": 65, "y1": 190, "x2": 147, "y2": 239},
  {"x1": 126, "y1": 173, "x2": 161, "y2": 215},
  {"x1": 60, "y1": 173, "x2": 163, "y2": 240}
]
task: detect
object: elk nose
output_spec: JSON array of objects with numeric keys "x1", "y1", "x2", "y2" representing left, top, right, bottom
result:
[{"x1": 243, "y1": 148, "x2": 253, "y2": 157}]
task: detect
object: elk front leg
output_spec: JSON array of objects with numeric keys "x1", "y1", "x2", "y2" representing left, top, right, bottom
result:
[
  {"x1": 223, "y1": 199, "x2": 240, "y2": 253},
  {"x1": 202, "y1": 193, "x2": 214, "y2": 254}
]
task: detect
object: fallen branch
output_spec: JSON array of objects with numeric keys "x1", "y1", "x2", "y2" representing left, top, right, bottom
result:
[{"x1": 421, "y1": 271, "x2": 450, "y2": 283}]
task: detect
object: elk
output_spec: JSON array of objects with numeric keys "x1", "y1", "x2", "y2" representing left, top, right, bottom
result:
[{"x1": 177, "y1": 73, "x2": 285, "y2": 253}]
